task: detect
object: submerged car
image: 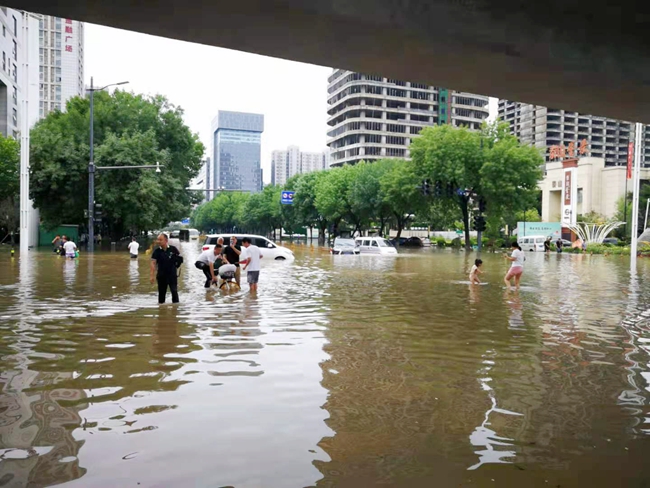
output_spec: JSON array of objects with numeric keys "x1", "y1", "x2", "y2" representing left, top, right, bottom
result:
[
  {"x1": 354, "y1": 237, "x2": 398, "y2": 255},
  {"x1": 330, "y1": 238, "x2": 360, "y2": 255},
  {"x1": 202, "y1": 234, "x2": 294, "y2": 260}
]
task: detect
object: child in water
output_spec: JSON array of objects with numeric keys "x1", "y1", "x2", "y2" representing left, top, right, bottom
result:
[{"x1": 469, "y1": 259, "x2": 483, "y2": 284}]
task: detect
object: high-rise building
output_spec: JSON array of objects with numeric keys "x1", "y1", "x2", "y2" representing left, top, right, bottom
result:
[
  {"x1": 0, "y1": 8, "x2": 23, "y2": 138},
  {"x1": 327, "y1": 69, "x2": 490, "y2": 167},
  {"x1": 211, "y1": 110, "x2": 264, "y2": 194},
  {"x1": 498, "y1": 100, "x2": 650, "y2": 167},
  {"x1": 37, "y1": 15, "x2": 84, "y2": 117},
  {"x1": 271, "y1": 145, "x2": 328, "y2": 186},
  {"x1": 189, "y1": 157, "x2": 210, "y2": 203}
]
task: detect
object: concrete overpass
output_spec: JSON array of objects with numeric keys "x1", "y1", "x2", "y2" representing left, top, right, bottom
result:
[{"x1": 7, "y1": 0, "x2": 650, "y2": 123}]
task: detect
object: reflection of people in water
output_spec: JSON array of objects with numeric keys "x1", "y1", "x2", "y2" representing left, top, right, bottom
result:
[{"x1": 152, "y1": 306, "x2": 181, "y2": 358}]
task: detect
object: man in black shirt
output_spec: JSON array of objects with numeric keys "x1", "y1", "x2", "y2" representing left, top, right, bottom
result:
[
  {"x1": 150, "y1": 233, "x2": 181, "y2": 303},
  {"x1": 222, "y1": 236, "x2": 242, "y2": 286}
]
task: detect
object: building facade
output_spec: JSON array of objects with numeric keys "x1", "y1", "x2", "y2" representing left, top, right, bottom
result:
[
  {"x1": 189, "y1": 157, "x2": 210, "y2": 203},
  {"x1": 327, "y1": 69, "x2": 490, "y2": 166},
  {"x1": 38, "y1": 15, "x2": 84, "y2": 117},
  {"x1": 540, "y1": 157, "x2": 650, "y2": 222},
  {"x1": 211, "y1": 110, "x2": 264, "y2": 194},
  {"x1": 0, "y1": 8, "x2": 22, "y2": 138},
  {"x1": 498, "y1": 101, "x2": 650, "y2": 167},
  {"x1": 271, "y1": 145, "x2": 328, "y2": 186}
]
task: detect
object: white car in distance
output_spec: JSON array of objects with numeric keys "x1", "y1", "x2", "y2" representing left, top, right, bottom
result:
[
  {"x1": 202, "y1": 234, "x2": 294, "y2": 261},
  {"x1": 354, "y1": 237, "x2": 398, "y2": 255}
]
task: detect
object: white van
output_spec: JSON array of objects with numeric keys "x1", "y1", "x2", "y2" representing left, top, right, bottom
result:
[
  {"x1": 189, "y1": 228, "x2": 200, "y2": 240},
  {"x1": 202, "y1": 234, "x2": 294, "y2": 260},
  {"x1": 518, "y1": 235, "x2": 547, "y2": 252},
  {"x1": 354, "y1": 237, "x2": 398, "y2": 255}
]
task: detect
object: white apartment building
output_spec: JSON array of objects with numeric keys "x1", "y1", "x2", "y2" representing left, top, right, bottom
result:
[
  {"x1": 0, "y1": 8, "x2": 22, "y2": 138},
  {"x1": 271, "y1": 145, "x2": 329, "y2": 186},
  {"x1": 499, "y1": 100, "x2": 650, "y2": 167},
  {"x1": 38, "y1": 15, "x2": 84, "y2": 117},
  {"x1": 327, "y1": 70, "x2": 490, "y2": 166}
]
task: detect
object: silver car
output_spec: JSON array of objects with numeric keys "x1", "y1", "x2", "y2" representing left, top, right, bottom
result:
[{"x1": 330, "y1": 238, "x2": 360, "y2": 255}]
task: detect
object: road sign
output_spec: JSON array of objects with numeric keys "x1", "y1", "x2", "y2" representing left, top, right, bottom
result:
[
  {"x1": 181, "y1": 218, "x2": 190, "y2": 225},
  {"x1": 281, "y1": 191, "x2": 295, "y2": 205}
]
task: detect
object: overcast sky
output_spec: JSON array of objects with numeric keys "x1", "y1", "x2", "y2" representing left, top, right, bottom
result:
[{"x1": 85, "y1": 24, "x2": 497, "y2": 183}]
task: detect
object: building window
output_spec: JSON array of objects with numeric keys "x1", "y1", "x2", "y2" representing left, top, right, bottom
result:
[
  {"x1": 12, "y1": 40, "x2": 16, "y2": 60},
  {"x1": 12, "y1": 108, "x2": 17, "y2": 126},
  {"x1": 12, "y1": 63, "x2": 16, "y2": 82},
  {"x1": 2, "y1": 51, "x2": 5, "y2": 71},
  {"x1": 2, "y1": 25, "x2": 5, "y2": 37},
  {"x1": 12, "y1": 86, "x2": 16, "y2": 105},
  {"x1": 577, "y1": 188, "x2": 583, "y2": 204},
  {"x1": 13, "y1": 15, "x2": 17, "y2": 35}
]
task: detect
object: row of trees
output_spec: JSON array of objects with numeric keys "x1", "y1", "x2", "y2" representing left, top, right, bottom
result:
[{"x1": 192, "y1": 123, "x2": 545, "y2": 249}]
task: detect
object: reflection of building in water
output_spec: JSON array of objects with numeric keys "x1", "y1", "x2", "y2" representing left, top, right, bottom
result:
[
  {"x1": 468, "y1": 348, "x2": 522, "y2": 470},
  {"x1": 0, "y1": 370, "x2": 87, "y2": 486}
]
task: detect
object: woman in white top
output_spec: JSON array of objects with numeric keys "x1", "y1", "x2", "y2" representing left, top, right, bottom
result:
[{"x1": 504, "y1": 241, "x2": 525, "y2": 289}]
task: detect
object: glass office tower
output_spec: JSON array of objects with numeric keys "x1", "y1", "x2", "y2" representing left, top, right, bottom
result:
[{"x1": 211, "y1": 111, "x2": 264, "y2": 194}]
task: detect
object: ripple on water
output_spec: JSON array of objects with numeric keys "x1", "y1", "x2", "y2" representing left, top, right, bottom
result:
[{"x1": 1, "y1": 248, "x2": 650, "y2": 486}]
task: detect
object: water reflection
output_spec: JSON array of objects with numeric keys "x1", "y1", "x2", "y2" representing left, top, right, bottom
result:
[{"x1": 1, "y1": 249, "x2": 650, "y2": 486}]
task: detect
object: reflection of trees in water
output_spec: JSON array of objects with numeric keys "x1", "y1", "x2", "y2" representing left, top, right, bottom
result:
[{"x1": 0, "y1": 370, "x2": 87, "y2": 486}]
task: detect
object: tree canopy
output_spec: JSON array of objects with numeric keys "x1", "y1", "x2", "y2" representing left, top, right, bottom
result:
[
  {"x1": 411, "y1": 122, "x2": 544, "y2": 248},
  {"x1": 0, "y1": 134, "x2": 19, "y2": 242},
  {"x1": 29, "y1": 91, "x2": 205, "y2": 238}
]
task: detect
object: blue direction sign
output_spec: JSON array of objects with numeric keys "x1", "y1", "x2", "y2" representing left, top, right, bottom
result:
[
  {"x1": 281, "y1": 191, "x2": 295, "y2": 205},
  {"x1": 181, "y1": 218, "x2": 190, "y2": 224}
]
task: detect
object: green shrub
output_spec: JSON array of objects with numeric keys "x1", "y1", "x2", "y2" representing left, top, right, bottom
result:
[
  {"x1": 451, "y1": 237, "x2": 462, "y2": 248},
  {"x1": 436, "y1": 238, "x2": 446, "y2": 248}
]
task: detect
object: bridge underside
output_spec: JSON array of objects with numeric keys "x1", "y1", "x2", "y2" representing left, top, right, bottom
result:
[{"x1": 9, "y1": 0, "x2": 650, "y2": 123}]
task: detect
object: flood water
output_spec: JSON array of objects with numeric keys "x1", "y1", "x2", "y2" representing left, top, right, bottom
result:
[{"x1": 1, "y1": 242, "x2": 650, "y2": 487}]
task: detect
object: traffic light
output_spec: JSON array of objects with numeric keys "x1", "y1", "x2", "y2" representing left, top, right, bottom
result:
[
  {"x1": 473, "y1": 215, "x2": 486, "y2": 232},
  {"x1": 477, "y1": 198, "x2": 487, "y2": 213},
  {"x1": 434, "y1": 181, "x2": 442, "y2": 198},
  {"x1": 94, "y1": 203, "x2": 103, "y2": 223},
  {"x1": 423, "y1": 180, "x2": 431, "y2": 196}
]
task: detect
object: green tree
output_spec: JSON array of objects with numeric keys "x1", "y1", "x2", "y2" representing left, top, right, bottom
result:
[
  {"x1": 30, "y1": 90, "x2": 204, "y2": 238},
  {"x1": 411, "y1": 125, "x2": 483, "y2": 249},
  {"x1": 350, "y1": 160, "x2": 393, "y2": 235},
  {"x1": 286, "y1": 171, "x2": 329, "y2": 244},
  {"x1": 0, "y1": 134, "x2": 20, "y2": 243},
  {"x1": 411, "y1": 122, "x2": 543, "y2": 250},
  {"x1": 380, "y1": 159, "x2": 425, "y2": 240},
  {"x1": 191, "y1": 191, "x2": 250, "y2": 233},
  {"x1": 314, "y1": 166, "x2": 358, "y2": 238}
]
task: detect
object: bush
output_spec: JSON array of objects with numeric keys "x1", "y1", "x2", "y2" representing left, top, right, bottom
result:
[
  {"x1": 436, "y1": 237, "x2": 446, "y2": 248},
  {"x1": 451, "y1": 237, "x2": 462, "y2": 248}
]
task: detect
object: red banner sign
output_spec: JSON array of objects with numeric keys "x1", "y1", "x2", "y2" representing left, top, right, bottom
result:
[{"x1": 627, "y1": 142, "x2": 634, "y2": 180}]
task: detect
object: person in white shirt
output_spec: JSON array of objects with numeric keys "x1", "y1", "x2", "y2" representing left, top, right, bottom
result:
[
  {"x1": 504, "y1": 241, "x2": 525, "y2": 289},
  {"x1": 194, "y1": 244, "x2": 227, "y2": 288},
  {"x1": 62, "y1": 236, "x2": 77, "y2": 259},
  {"x1": 128, "y1": 237, "x2": 140, "y2": 259},
  {"x1": 239, "y1": 237, "x2": 263, "y2": 292}
]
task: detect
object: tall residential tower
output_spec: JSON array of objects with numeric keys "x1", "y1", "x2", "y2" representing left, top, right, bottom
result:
[
  {"x1": 211, "y1": 110, "x2": 264, "y2": 194},
  {"x1": 38, "y1": 15, "x2": 84, "y2": 117},
  {"x1": 498, "y1": 101, "x2": 650, "y2": 167},
  {"x1": 327, "y1": 70, "x2": 489, "y2": 166},
  {"x1": 271, "y1": 145, "x2": 328, "y2": 186}
]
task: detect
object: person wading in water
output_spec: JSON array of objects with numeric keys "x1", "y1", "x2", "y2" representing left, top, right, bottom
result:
[{"x1": 150, "y1": 233, "x2": 182, "y2": 304}]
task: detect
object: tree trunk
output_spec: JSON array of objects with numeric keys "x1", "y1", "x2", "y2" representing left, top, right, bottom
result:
[
  {"x1": 318, "y1": 222, "x2": 327, "y2": 246},
  {"x1": 460, "y1": 196, "x2": 471, "y2": 251}
]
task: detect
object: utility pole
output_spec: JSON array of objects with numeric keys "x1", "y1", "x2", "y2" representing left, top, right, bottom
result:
[
  {"x1": 630, "y1": 123, "x2": 643, "y2": 272},
  {"x1": 88, "y1": 77, "x2": 95, "y2": 252},
  {"x1": 86, "y1": 78, "x2": 129, "y2": 252}
]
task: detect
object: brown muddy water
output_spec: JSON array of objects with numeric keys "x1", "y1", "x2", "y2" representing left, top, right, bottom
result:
[{"x1": 1, "y1": 242, "x2": 650, "y2": 487}]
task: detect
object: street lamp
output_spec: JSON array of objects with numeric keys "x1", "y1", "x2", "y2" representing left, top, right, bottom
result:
[{"x1": 87, "y1": 77, "x2": 129, "y2": 252}]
